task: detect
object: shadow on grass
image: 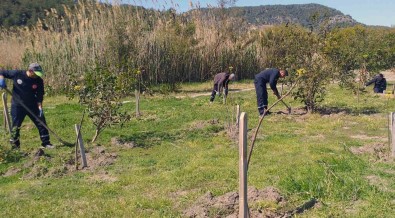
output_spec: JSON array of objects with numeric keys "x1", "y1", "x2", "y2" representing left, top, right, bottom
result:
[
  {"x1": 118, "y1": 131, "x2": 179, "y2": 149},
  {"x1": 316, "y1": 106, "x2": 380, "y2": 115},
  {"x1": 178, "y1": 88, "x2": 244, "y2": 94}
]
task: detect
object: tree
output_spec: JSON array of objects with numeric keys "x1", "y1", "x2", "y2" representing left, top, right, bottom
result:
[
  {"x1": 260, "y1": 25, "x2": 334, "y2": 112},
  {"x1": 72, "y1": 65, "x2": 131, "y2": 143}
]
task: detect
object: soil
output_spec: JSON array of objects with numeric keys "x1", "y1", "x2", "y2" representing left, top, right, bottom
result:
[
  {"x1": 3, "y1": 167, "x2": 21, "y2": 177},
  {"x1": 111, "y1": 137, "x2": 136, "y2": 148},
  {"x1": 189, "y1": 119, "x2": 220, "y2": 130},
  {"x1": 12, "y1": 145, "x2": 119, "y2": 179},
  {"x1": 183, "y1": 186, "x2": 289, "y2": 218},
  {"x1": 349, "y1": 143, "x2": 390, "y2": 162},
  {"x1": 365, "y1": 175, "x2": 391, "y2": 192}
]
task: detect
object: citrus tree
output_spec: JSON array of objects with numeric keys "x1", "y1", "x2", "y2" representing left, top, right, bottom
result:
[{"x1": 259, "y1": 25, "x2": 334, "y2": 112}]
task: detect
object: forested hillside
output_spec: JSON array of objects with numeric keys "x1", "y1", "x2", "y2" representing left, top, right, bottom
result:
[
  {"x1": 195, "y1": 3, "x2": 359, "y2": 29},
  {"x1": 1, "y1": 1, "x2": 359, "y2": 29},
  {"x1": 0, "y1": 0, "x2": 74, "y2": 27}
]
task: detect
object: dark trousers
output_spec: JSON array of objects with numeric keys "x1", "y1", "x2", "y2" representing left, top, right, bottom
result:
[
  {"x1": 254, "y1": 79, "x2": 268, "y2": 115},
  {"x1": 210, "y1": 84, "x2": 219, "y2": 102},
  {"x1": 374, "y1": 88, "x2": 384, "y2": 93},
  {"x1": 10, "y1": 103, "x2": 50, "y2": 147}
]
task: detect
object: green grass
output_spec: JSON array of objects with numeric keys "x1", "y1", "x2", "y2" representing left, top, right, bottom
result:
[{"x1": 1, "y1": 81, "x2": 395, "y2": 217}]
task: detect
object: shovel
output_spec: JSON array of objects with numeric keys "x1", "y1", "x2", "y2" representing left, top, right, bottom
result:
[
  {"x1": 280, "y1": 99, "x2": 291, "y2": 114},
  {"x1": 2, "y1": 87, "x2": 74, "y2": 146}
]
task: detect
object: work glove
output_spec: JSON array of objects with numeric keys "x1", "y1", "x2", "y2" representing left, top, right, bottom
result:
[
  {"x1": 0, "y1": 78, "x2": 6, "y2": 89},
  {"x1": 39, "y1": 108, "x2": 44, "y2": 118}
]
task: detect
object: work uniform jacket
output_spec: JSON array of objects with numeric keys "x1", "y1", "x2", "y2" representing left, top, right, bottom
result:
[
  {"x1": 365, "y1": 75, "x2": 386, "y2": 93},
  {"x1": 213, "y1": 72, "x2": 231, "y2": 94},
  {"x1": 254, "y1": 68, "x2": 280, "y2": 96},
  {"x1": 0, "y1": 70, "x2": 44, "y2": 107}
]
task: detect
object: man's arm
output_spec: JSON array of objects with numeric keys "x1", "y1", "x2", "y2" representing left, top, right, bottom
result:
[
  {"x1": 36, "y1": 79, "x2": 45, "y2": 106},
  {"x1": 0, "y1": 70, "x2": 17, "y2": 89},
  {"x1": 224, "y1": 79, "x2": 230, "y2": 96},
  {"x1": 0, "y1": 70, "x2": 18, "y2": 79},
  {"x1": 269, "y1": 73, "x2": 280, "y2": 99},
  {"x1": 217, "y1": 75, "x2": 227, "y2": 95},
  {"x1": 365, "y1": 77, "x2": 377, "y2": 87}
]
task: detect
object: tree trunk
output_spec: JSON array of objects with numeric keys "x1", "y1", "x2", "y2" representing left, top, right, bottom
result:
[{"x1": 91, "y1": 129, "x2": 99, "y2": 143}]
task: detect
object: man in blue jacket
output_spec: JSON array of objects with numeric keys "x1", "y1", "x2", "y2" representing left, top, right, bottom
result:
[
  {"x1": 254, "y1": 68, "x2": 288, "y2": 116},
  {"x1": 0, "y1": 63, "x2": 53, "y2": 149},
  {"x1": 209, "y1": 71, "x2": 235, "y2": 103},
  {"x1": 365, "y1": 73, "x2": 386, "y2": 93}
]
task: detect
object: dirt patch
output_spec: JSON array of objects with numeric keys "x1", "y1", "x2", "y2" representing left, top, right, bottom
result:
[
  {"x1": 366, "y1": 175, "x2": 391, "y2": 192},
  {"x1": 344, "y1": 200, "x2": 369, "y2": 215},
  {"x1": 83, "y1": 146, "x2": 118, "y2": 169},
  {"x1": 350, "y1": 135, "x2": 387, "y2": 142},
  {"x1": 349, "y1": 143, "x2": 390, "y2": 162},
  {"x1": 183, "y1": 186, "x2": 289, "y2": 218},
  {"x1": 111, "y1": 137, "x2": 136, "y2": 148},
  {"x1": 2, "y1": 167, "x2": 22, "y2": 177},
  {"x1": 20, "y1": 145, "x2": 118, "y2": 179},
  {"x1": 88, "y1": 170, "x2": 118, "y2": 183},
  {"x1": 276, "y1": 107, "x2": 307, "y2": 116},
  {"x1": 381, "y1": 69, "x2": 395, "y2": 82},
  {"x1": 189, "y1": 119, "x2": 220, "y2": 130}
]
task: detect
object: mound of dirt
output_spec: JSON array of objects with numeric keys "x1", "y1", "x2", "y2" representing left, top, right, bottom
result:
[
  {"x1": 183, "y1": 186, "x2": 286, "y2": 218},
  {"x1": 20, "y1": 145, "x2": 118, "y2": 179},
  {"x1": 82, "y1": 146, "x2": 118, "y2": 169}
]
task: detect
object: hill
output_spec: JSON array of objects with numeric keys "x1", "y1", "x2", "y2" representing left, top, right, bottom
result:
[
  {"x1": 0, "y1": 0, "x2": 75, "y2": 27},
  {"x1": 190, "y1": 3, "x2": 359, "y2": 29}
]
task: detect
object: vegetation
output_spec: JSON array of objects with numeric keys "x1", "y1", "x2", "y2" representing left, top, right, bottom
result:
[
  {"x1": 0, "y1": 0, "x2": 75, "y2": 27},
  {"x1": 194, "y1": 3, "x2": 359, "y2": 29},
  {"x1": 0, "y1": 1, "x2": 395, "y2": 216},
  {"x1": 1, "y1": 82, "x2": 395, "y2": 217}
]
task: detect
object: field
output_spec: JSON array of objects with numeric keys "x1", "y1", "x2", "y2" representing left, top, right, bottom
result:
[{"x1": 1, "y1": 76, "x2": 395, "y2": 217}]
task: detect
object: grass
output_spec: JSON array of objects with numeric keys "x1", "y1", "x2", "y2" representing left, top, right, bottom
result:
[{"x1": 1, "y1": 81, "x2": 395, "y2": 217}]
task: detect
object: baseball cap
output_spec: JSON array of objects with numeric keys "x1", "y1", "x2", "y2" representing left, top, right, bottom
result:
[{"x1": 28, "y1": 63, "x2": 44, "y2": 77}]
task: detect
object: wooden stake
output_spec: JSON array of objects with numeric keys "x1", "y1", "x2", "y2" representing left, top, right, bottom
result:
[
  {"x1": 74, "y1": 124, "x2": 88, "y2": 168},
  {"x1": 2, "y1": 93, "x2": 11, "y2": 134},
  {"x1": 135, "y1": 89, "x2": 140, "y2": 118},
  {"x1": 391, "y1": 113, "x2": 395, "y2": 157},
  {"x1": 239, "y1": 112, "x2": 248, "y2": 218},
  {"x1": 236, "y1": 104, "x2": 240, "y2": 128}
]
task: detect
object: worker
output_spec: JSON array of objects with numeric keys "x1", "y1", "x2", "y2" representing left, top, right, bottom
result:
[
  {"x1": 209, "y1": 70, "x2": 235, "y2": 103},
  {"x1": 0, "y1": 63, "x2": 53, "y2": 149},
  {"x1": 365, "y1": 73, "x2": 386, "y2": 93},
  {"x1": 254, "y1": 68, "x2": 288, "y2": 115}
]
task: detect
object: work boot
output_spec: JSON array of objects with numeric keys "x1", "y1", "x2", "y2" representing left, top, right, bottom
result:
[
  {"x1": 10, "y1": 139, "x2": 20, "y2": 150},
  {"x1": 264, "y1": 109, "x2": 271, "y2": 115},
  {"x1": 42, "y1": 144, "x2": 54, "y2": 149}
]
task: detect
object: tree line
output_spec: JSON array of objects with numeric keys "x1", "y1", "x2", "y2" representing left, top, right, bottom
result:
[{"x1": 0, "y1": 1, "x2": 394, "y2": 112}]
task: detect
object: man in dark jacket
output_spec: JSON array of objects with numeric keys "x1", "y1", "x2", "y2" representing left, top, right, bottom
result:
[
  {"x1": 0, "y1": 63, "x2": 53, "y2": 149},
  {"x1": 365, "y1": 73, "x2": 386, "y2": 93},
  {"x1": 254, "y1": 68, "x2": 288, "y2": 115},
  {"x1": 209, "y1": 71, "x2": 235, "y2": 102}
]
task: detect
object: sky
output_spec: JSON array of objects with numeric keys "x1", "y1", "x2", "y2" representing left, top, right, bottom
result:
[{"x1": 123, "y1": 0, "x2": 395, "y2": 27}]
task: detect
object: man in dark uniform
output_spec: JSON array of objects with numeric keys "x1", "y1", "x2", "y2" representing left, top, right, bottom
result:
[
  {"x1": 0, "y1": 63, "x2": 53, "y2": 149},
  {"x1": 254, "y1": 68, "x2": 288, "y2": 115},
  {"x1": 209, "y1": 71, "x2": 235, "y2": 103},
  {"x1": 365, "y1": 73, "x2": 386, "y2": 93}
]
